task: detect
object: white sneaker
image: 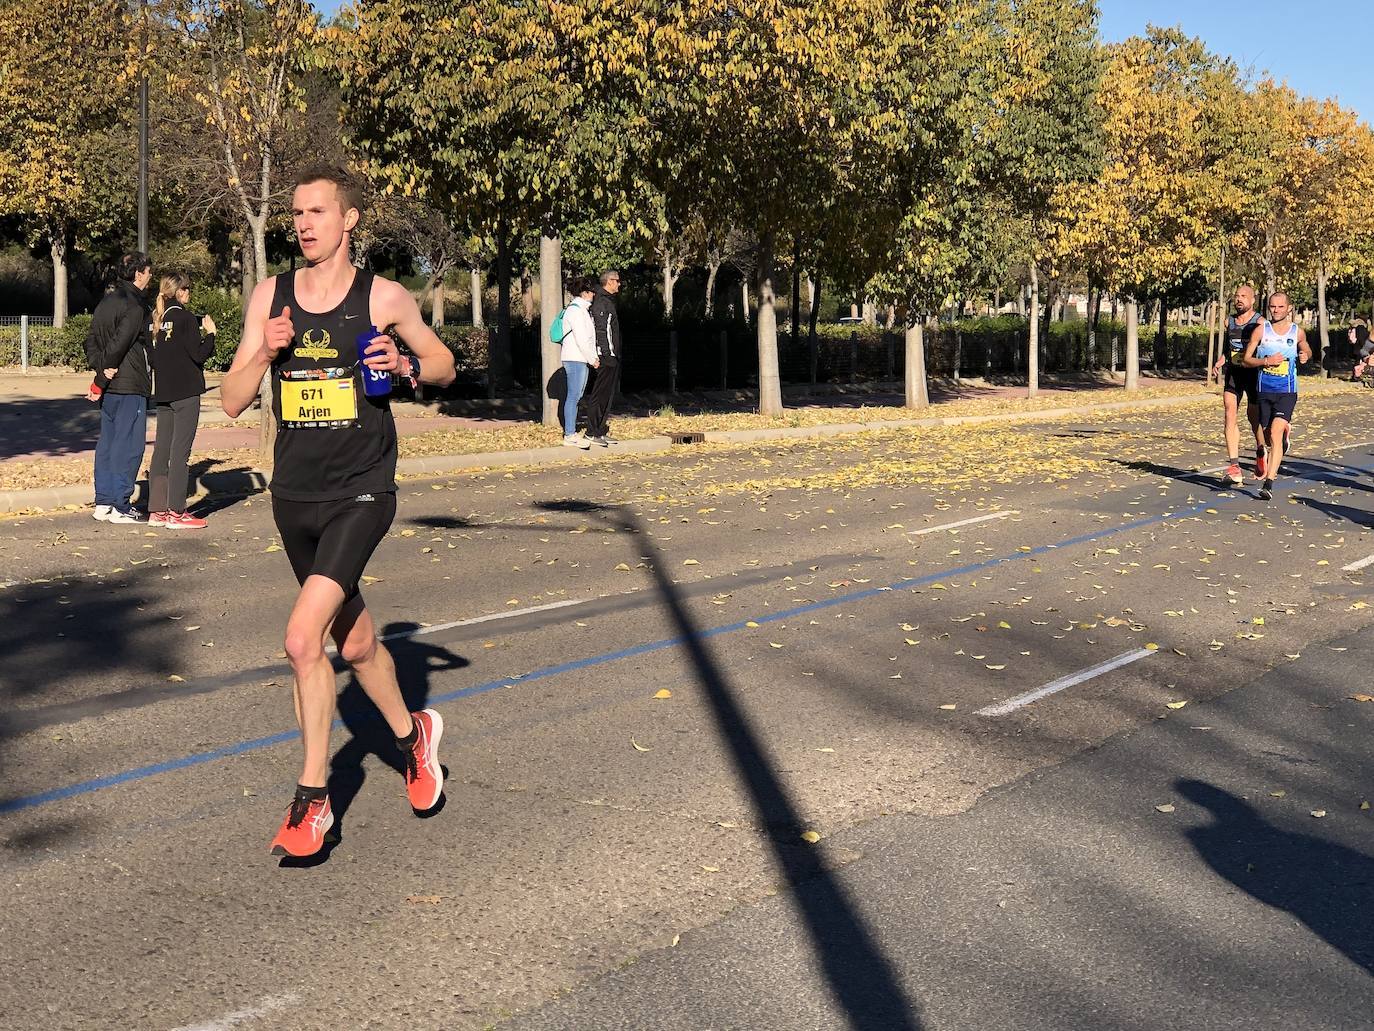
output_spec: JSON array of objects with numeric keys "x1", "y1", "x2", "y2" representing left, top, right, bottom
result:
[
  {"x1": 93, "y1": 505, "x2": 113, "y2": 522},
  {"x1": 562, "y1": 434, "x2": 591, "y2": 450},
  {"x1": 106, "y1": 507, "x2": 147, "y2": 524}
]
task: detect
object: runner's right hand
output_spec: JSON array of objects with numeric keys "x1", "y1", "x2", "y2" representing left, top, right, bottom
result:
[{"x1": 264, "y1": 306, "x2": 293, "y2": 358}]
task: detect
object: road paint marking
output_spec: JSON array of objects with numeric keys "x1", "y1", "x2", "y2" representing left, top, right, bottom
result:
[
  {"x1": 976, "y1": 649, "x2": 1157, "y2": 717},
  {"x1": 907, "y1": 510, "x2": 1014, "y2": 535},
  {"x1": 0, "y1": 500, "x2": 1222, "y2": 815},
  {"x1": 1342, "y1": 552, "x2": 1374, "y2": 573},
  {"x1": 173, "y1": 994, "x2": 298, "y2": 1031},
  {"x1": 1331, "y1": 438, "x2": 1374, "y2": 453}
]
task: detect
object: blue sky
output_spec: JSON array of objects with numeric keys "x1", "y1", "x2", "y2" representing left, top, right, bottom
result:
[
  {"x1": 314, "y1": 1, "x2": 1369, "y2": 121},
  {"x1": 1099, "y1": 0, "x2": 1369, "y2": 121}
]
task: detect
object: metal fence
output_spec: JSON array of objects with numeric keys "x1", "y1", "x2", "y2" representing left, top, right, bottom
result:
[{"x1": 0, "y1": 315, "x2": 75, "y2": 372}]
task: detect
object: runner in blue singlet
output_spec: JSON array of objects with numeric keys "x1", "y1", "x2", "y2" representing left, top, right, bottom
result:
[{"x1": 1241, "y1": 292, "x2": 1311, "y2": 500}]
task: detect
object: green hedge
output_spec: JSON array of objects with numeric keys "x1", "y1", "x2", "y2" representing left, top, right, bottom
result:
[{"x1": 191, "y1": 286, "x2": 243, "y2": 371}]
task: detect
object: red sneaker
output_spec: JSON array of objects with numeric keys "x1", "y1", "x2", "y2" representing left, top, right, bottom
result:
[
  {"x1": 1224, "y1": 462, "x2": 1243, "y2": 487},
  {"x1": 269, "y1": 792, "x2": 334, "y2": 857},
  {"x1": 148, "y1": 511, "x2": 172, "y2": 527},
  {"x1": 402, "y1": 708, "x2": 444, "y2": 811},
  {"x1": 165, "y1": 511, "x2": 207, "y2": 530},
  {"x1": 1255, "y1": 452, "x2": 1266, "y2": 478}
]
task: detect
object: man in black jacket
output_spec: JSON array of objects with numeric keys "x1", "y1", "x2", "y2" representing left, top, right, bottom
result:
[
  {"x1": 88, "y1": 252, "x2": 153, "y2": 523},
  {"x1": 584, "y1": 269, "x2": 623, "y2": 445}
]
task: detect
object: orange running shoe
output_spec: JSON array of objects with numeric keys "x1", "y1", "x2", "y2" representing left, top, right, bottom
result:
[
  {"x1": 402, "y1": 708, "x2": 444, "y2": 811},
  {"x1": 1224, "y1": 462, "x2": 1243, "y2": 487},
  {"x1": 269, "y1": 790, "x2": 334, "y2": 857},
  {"x1": 1255, "y1": 451, "x2": 1266, "y2": 478}
]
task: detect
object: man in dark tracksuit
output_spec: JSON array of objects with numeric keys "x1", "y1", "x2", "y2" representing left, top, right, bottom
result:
[
  {"x1": 584, "y1": 270, "x2": 623, "y2": 445},
  {"x1": 88, "y1": 252, "x2": 153, "y2": 523}
]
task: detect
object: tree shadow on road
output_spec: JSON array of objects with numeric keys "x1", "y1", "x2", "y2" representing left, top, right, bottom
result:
[
  {"x1": 538, "y1": 498, "x2": 923, "y2": 1031},
  {"x1": 1291, "y1": 495, "x2": 1374, "y2": 530},
  {"x1": 1176, "y1": 779, "x2": 1374, "y2": 978},
  {"x1": 283, "y1": 624, "x2": 468, "y2": 868}
]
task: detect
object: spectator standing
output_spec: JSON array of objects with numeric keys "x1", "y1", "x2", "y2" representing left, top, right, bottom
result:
[
  {"x1": 88, "y1": 252, "x2": 153, "y2": 523},
  {"x1": 147, "y1": 273, "x2": 217, "y2": 529},
  {"x1": 584, "y1": 269, "x2": 623, "y2": 446},
  {"x1": 559, "y1": 277, "x2": 599, "y2": 448},
  {"x1": 1348, "y1": 321, "x2": 1374, "y2": 381}
]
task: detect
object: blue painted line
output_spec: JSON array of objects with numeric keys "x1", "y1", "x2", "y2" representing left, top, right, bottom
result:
[{"x1": 4, "y1": 467, "x2": 1368, "y2": 817}]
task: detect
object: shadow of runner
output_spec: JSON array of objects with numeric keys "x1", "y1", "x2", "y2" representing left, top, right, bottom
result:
[
  {"x1": 539, "y1": 499, "x2": 922, "y2": 1031},
  {"x1": 1176, "y1": 780, "x2": 1374, "y2": 977},
  {"x1": 323, "y1": 624, "x2": 468, "y2": 850}
]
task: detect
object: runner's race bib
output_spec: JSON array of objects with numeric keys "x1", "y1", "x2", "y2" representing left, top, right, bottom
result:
[{"x1": 280, "y1": 370, "x2": 358, "y2": 427}]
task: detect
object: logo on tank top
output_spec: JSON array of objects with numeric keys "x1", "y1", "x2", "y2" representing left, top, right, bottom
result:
[{"x1": 295, "y1": 328, "x2": 338, "y2": 360}]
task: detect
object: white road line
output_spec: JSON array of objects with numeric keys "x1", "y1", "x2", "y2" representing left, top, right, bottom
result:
[
  {"x1": 907, "y1": 510, "x2": 1015, "y2": 535},
  {"x1": 173, "y1": 994, "x2": 298, "y2": 1031},
  {"x1": 381, "y1": 597, "x2": 590, "y2": 642},
  {"x1": 1341, "y1": 553, "x2": 1374, "y2": 573},
  {"x1": 1330, "y1": 438, "x2": 1374, "y2": 453},
  {"x1": 976, "y1": 648, "x2": 1157, "y2": 717}
]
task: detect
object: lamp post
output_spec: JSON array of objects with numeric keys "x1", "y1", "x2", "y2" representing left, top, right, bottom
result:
[{"x1": 136, "y1": 0, "x2": 149, "y2": 253}]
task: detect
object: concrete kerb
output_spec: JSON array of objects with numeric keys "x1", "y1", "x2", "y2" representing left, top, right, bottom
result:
[{"x1": 0, "y1": 391, "x2": 1215, "y2": 515}]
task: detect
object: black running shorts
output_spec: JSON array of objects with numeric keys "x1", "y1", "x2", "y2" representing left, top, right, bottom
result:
[
  {"x1": 1222, "y1": 363, "x2": 1259, "y2": 406},
  {"x1": 1257, "y1": 392, "x2": 1298, "y2": 429},
  {"x1": 271, "y1": 492, "x2": 397, "y2": 599}
]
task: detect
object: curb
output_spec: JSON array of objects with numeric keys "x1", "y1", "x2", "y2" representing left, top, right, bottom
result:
[{"x1": 0, "y1": 389, "x2": 1221, "y2": 515}]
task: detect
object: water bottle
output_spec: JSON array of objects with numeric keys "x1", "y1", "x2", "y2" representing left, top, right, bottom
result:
[{"x1": 356, "y1": 325, "x2": 392, "y2": 399}]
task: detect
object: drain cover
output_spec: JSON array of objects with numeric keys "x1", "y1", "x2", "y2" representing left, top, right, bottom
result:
[{"x1": 670, "y1": 431, "x2": 705, "y2": 445}]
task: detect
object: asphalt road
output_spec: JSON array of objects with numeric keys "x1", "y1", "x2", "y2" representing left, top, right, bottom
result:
[{"x1": 1, "y1": 391, "x2": 1372, "y2": 1030}]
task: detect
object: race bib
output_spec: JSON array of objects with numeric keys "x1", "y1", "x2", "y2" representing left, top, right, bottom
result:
[
  {"x1": 281, "y1": 377, "x2": 358, "y2": 426},
  {"x1": 1268, "y1": 359, "x2": 1290, "y2": 377}
]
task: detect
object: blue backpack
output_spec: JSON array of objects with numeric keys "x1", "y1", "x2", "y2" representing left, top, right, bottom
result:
[{"x1": 549, "y1": 306, "x2": 569, "y2": 344}]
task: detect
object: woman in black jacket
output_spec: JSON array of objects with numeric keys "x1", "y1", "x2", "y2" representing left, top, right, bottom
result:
[{"x1": 147, "y1": 273, "x2": 216, "y2": 529}]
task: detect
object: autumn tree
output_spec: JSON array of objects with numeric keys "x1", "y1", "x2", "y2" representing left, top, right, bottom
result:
[
  {"x1": 0, "y1": 0, "x2": 137, "y2": 326},
  {"x1": 335, "y1": 0, "x2": 654, "y2": 424},
  {"x1": 1242, "y1": 83, "x2": 1374, "y2": 375},
  {"x1": 1052, "y1": 28, "x2": 1252, "y2": 390}
]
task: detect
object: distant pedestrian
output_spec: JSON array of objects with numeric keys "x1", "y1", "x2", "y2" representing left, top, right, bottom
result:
[
  {"x1": 584, "y1": 269, "x2": 623, "y2": 446},
  {"x1": 1348, "y1": 321, "x2": 1374, "y2": 382},
  {"x1": 88, "y1": 252, "x2": 153, "y2": 524},
  {"x1": 559, "y1": 276, "x2": 599, "y2": 449},
  {"x1": 147, "y1": 273, "x2": 217, "y2": 529}
]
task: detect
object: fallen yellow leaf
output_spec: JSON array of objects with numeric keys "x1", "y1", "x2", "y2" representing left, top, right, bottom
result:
[
  {"x1": 654, "y1": 689, "x2": 672, "y2": 699},
  {"x1": 800, "y1": 830, "x2": 821, "y2": 843},
  {"x1": 631, "y1": 739, "x2": 651, "y2": 752}
]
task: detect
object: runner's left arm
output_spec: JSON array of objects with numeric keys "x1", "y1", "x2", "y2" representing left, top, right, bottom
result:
[{"x1": 367, "y1": 279, "x2": 457, "y2": 387}]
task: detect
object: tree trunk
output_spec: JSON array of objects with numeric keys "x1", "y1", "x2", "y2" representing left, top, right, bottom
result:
[
  {"x1": 1086, "y1": 283, "x2": 1098, "y2": 370},
  {"x1": 1156, "y1": 301, "x2": 1167, "y2": 372},
  {"x1": 246, "y1": 211, "x2": 269, "y2": 285},
  {"x1": 660, "y1": 233, "x2": 676, "y2": 320},
  {"x1": 1204, "y1": 301, "x2": 1217, "y2": 380},
  {"x1": 808, "y1": 272, "x2": 821, "y2": 386},
  {"x1": 470, "y1": 266, "x2": 484, "y2": 328},
  {"x1": 241, "y1": 236, "x2": 256, "y2": 304},
  {"x1": 1015, "y1": 284, "x2": 1027, "y2": 317},
  {"x1": 1125, "y1": 298, "x2": 1140, "y2": 391},
  {"x1": 1317, "y1": 263, "x2": 1331, "y2": 379},
  {"x1": 904, "y1": 316, "x2": 929, "y2": 409},
  {"x1": 704, "y1": 260, "x2": 720, "y2": 318},
  {"x1": 1263, "y1": 229, "x2": 1276, "y2": 300},
  {"x1": 50, "y1": 236, "x2": 68, "y2": 328},
  {"x1": 539, "y1": 232, "x2": 563, "y2": 427},
  {"x1": 742, "y1": 278, "x2": 750, "y2": 325},
  {"x1": 430, "y1": 277, "x2": 445, "y2": 329},
  {"x1": 807, "y1": 273, "x2": 816, "y2": 314},
  {"x1": 491, "y1": 227, "x2": 513, "y2": 393},
  {"x1": 521, "y1": 268, "x2": 536, "y2": 325},
  {"x1": 953, "y1": 321, "x2": 963, "y2": 383},
  {"x1": 862, "y1": 298, "x2": 876, "y2": 326},
  {"x1": 1027, "y1": 264, "x2": 1040, "y2": 398},
  {"x1": 791, "y1": 240, "x2": 801, "y2": 349},
  {"x1": 755, "y1": 233, "x2": 783, "y2": 416}
]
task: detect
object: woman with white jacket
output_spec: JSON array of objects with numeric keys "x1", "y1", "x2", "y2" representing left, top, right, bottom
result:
[{"x1": 560, "y1": 277, "x2": 600, "y2": 448}]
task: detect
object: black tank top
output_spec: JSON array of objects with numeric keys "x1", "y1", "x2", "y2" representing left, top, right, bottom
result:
[
  {"x1": 268, "y1": 269, "x2": 397, "y2": 502},
  {"x1": 1225, "y1": 313, "x2": 1261, "y2": 365}
]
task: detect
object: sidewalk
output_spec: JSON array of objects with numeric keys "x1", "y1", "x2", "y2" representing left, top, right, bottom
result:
[{"x1": 0, "y1": 369, "x2": 1249, "y2": 514}]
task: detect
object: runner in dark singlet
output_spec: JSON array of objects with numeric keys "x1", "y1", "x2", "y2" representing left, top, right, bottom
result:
[
  {"x1": 1212, "y1": 284, "x2": 1265, "y2": 487},
  {"x1": 221, "y1": 166, "x2": 456, "y2": 857}
]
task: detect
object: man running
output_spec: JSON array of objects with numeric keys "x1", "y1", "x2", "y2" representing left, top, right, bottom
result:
[
  {"x1": 221, "y1": 166, "x2": 456, "y2": 857},
  {"x1": 1242, "y1": 292, "x2": 1310, "y2": 501},
  {"x1": 1213, "y1": 284, "x2": 1265, "y2": 487}
]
